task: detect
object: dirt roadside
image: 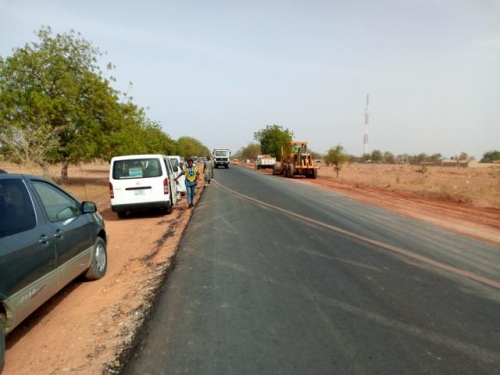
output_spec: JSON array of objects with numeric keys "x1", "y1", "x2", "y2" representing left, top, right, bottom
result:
[{"x1": 1, "y1": 162, "x2": 499, "y2": 374}]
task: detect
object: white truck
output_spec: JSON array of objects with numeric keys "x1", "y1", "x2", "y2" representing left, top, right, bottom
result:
[
  {"x1": 213, "y1": 148, "x2": 231, "y2": 169},
  {"x1": 255, "y1": 154, "x2": 276, "y2": 170}
]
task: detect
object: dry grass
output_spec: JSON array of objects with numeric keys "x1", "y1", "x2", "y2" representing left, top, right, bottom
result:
[
  {"x1": 0, "y1": 161, "x2": 110, "y2": 205},
  {"x1": 318, "y1": 163, "x2": 500, "y2": 209}
]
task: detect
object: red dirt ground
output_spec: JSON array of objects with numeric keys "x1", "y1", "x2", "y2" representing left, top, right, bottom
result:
[{"x1": 1, "y1": 162, "x2": 499, "y2": 374}]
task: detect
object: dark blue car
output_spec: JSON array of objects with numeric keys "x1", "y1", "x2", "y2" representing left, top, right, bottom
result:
[{"x1": 0, "y1": 174, "x2": 107, "y2": 372}]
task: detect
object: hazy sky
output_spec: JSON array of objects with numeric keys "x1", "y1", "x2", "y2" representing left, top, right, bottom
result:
[{"x1": 1, "y1": 0, "x2": 499, "y2": 158}]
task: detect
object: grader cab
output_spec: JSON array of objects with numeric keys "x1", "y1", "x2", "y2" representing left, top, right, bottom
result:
[{"x1": 273, "y1": 141, "x2": 318, "y2": 179}]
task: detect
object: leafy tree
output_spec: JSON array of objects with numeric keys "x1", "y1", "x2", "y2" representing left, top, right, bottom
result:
[
  {"x1": 458, "y1": 152, "x2": 469, "y2": 161},
  {"x1": 324, "y1": 144, "x2": 349, "y2": 177},
  {"x1": 361, "y1": 153, "x2": 371, "y2": 162},
  {"x1": 429, "y1": 153, "x2": 442, "y2": 162},
  {"x1": 370, "y1": 150, "x2": 383, "y2": 163},
  {"x1": 0, "y1": 26, "x2": 126, "y2": 182},
  {"x1": 396, "y1": 153, "x2": 410, "y2": 164},
  {"x1": 383, "y1": 151, "x2": 396, "y2": 164},
  {"x1": 240, "y1": 143, "x2": 261, "y2": 161},
  {"x1": 415, "y1": 153, "x2": 428, "y2": 163},
  {"x1": 177, "y1": 136, "x2": 209, "y2": 159},
  {"x1": 253, "y1": 124, "x2": 293, "y2": 159},
  {"x1": 99, "y1": 102, "x2": 151, "y2": 160},
  {"x1": 481, "y1": 150, "x2": 500, "y2": 163}
]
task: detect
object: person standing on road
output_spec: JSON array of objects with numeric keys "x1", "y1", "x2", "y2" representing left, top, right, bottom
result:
[
  {"x1": 175, "y1": 159, "x2": 199, "y2": 208},
  {"x1": 203, "y1": 155, "x2": 214, "y2": 187}
]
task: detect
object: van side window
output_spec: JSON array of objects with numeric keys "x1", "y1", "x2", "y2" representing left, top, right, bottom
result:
[
  {"x1": 144, "y1": 159, "x2": 161, "y2": 177},
  {"x1": 0, "y1": 180, "x2": 36, "y2": 238},
  {"x1": 170, "y1": 159, "x2": 179, "y2": 169},
  {"x1": 32, "y1": 181, "x2": 80, "y2": 222}
]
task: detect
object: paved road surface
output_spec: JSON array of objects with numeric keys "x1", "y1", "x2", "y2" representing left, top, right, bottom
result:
[{"x1": 124, "y1": 166, "x2": 500, "y2": 375}]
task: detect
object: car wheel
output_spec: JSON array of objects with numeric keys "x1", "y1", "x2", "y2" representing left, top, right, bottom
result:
[
  {"x1": 84, "y1": 237, "x2": 107, "y2": 281},
  {"x1": 117, "y1": 211, "x2": 127, "y2": 219}
]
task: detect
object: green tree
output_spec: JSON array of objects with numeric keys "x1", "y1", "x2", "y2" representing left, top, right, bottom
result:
[
  {"x1": 429, "y1": 153, "x2": 442, "y2": 162},
  {"x1": 396, "y1": 153, "x2": 410, "y2": 164},
  {"x1": 324, "y1": 144, "x2": 349, "y2": 177},
  {"x1": 140, "y1": 120, "x2": 176, "y2": 155},
  {"x1": 416, "y1": 153, "x2": 428, "y2": 163},
  {"x1": 370, "y1": 150, "x2": 383, "y2": 163},
  {"x1": 458, "y1": 152, "x2": 469, "y2": 161},
  {"x1": 0, "y1": 26, "x2": 127, "y2": 182},
  {"x1": 253, "y1": 124, "x2": 293, "y2": 159},
  {"x1": 177, "y1": 136, "x2": 209, "y2": 159},
  {"x1": 99, "y1": 102, "x2": 152, "y2": 160},
  {"x1": 240, "y1": 143, "x2": 261, "y2": 161},
  {"x1": 481, "y1": 150, "x2": 500, "y2": 163},
  {"x1": 383, "y1": 151, "x2": 396, "y2": 164}
]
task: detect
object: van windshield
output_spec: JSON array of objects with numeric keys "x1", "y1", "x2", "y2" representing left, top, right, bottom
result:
[{"x1": 112, "y1": 158, "x2": 162, "y2": 179}]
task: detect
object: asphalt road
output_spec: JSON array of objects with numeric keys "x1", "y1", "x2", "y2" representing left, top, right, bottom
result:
[{"x1": 124, "y1": 165, "x2": 500, "y2": 375}]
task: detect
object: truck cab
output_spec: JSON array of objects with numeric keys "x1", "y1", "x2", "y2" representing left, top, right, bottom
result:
[{"x1": 212, "y1": 148, "x2": 230, "y2": 169}]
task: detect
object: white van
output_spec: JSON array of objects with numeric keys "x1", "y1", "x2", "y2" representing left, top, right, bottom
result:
[
  {"x1": 109, "y1": 154, "x2": 180, "y2": 218},
  {"x1": 166, "y1": 155, "x2": 186, "y2": 196}
]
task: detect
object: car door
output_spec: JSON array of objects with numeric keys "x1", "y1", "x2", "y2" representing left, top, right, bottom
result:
[
  {"x1": 30, "y1": 179, "x2": 93, "y2": 289},
  {"x1": 0, "y1": 177, "x2": 58, "y2": 331},
  {"x1": 163, "y1": 157, "x2": 179, "y2": 204}
]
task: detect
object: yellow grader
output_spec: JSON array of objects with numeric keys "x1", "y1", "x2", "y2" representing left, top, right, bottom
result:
[{"x1": 272, "y1": 141, "x2": 319, "y2": 179}]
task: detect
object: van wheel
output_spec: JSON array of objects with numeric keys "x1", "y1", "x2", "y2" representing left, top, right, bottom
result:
[
  {"x1": 117, "y1": 211, "x2": 127, "y2": 219},
  {"x1": 166, "y1": 201, "x2": 173, "y2": 215},
  {"x1": 85, "y1": 237, "x2": 107, "y2": 280}
]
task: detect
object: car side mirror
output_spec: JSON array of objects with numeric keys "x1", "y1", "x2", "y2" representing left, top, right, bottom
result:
[{"x1": 82, "y1": 201, "x2": 97, "y2": 213}]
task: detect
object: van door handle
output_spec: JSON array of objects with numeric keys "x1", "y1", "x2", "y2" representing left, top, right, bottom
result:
[{"x1": 54, "y1": 230, "x2": 64, "y2": 239}]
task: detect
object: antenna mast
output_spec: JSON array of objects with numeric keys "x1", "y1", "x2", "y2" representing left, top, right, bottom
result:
[{"x1": 363, "y1": 94, "x2": 370, "y2": 155}]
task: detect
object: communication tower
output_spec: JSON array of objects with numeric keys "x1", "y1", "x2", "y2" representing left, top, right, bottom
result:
[{"x1": 363, "y1": 94, "x2": 370, "y2": 155}]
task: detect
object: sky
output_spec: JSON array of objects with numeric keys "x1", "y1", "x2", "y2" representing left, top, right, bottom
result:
[{"x1": 1, "y1": 0, "x2": 499, "y2": 159}]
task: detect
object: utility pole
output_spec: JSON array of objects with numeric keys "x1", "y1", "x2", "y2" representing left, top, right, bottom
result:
[{"x1": 363, "y1": 94, "x2": 370, "y2": 156}]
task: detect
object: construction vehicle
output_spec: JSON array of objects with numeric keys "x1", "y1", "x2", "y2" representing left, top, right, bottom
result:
[{"x1": 272, "y1": 141, "x2": 319, "y2": 179}]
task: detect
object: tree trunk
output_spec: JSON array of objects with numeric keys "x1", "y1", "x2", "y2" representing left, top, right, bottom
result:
[{"x1": 60, "y1": 158, "x2": 70, "y2": 184}]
